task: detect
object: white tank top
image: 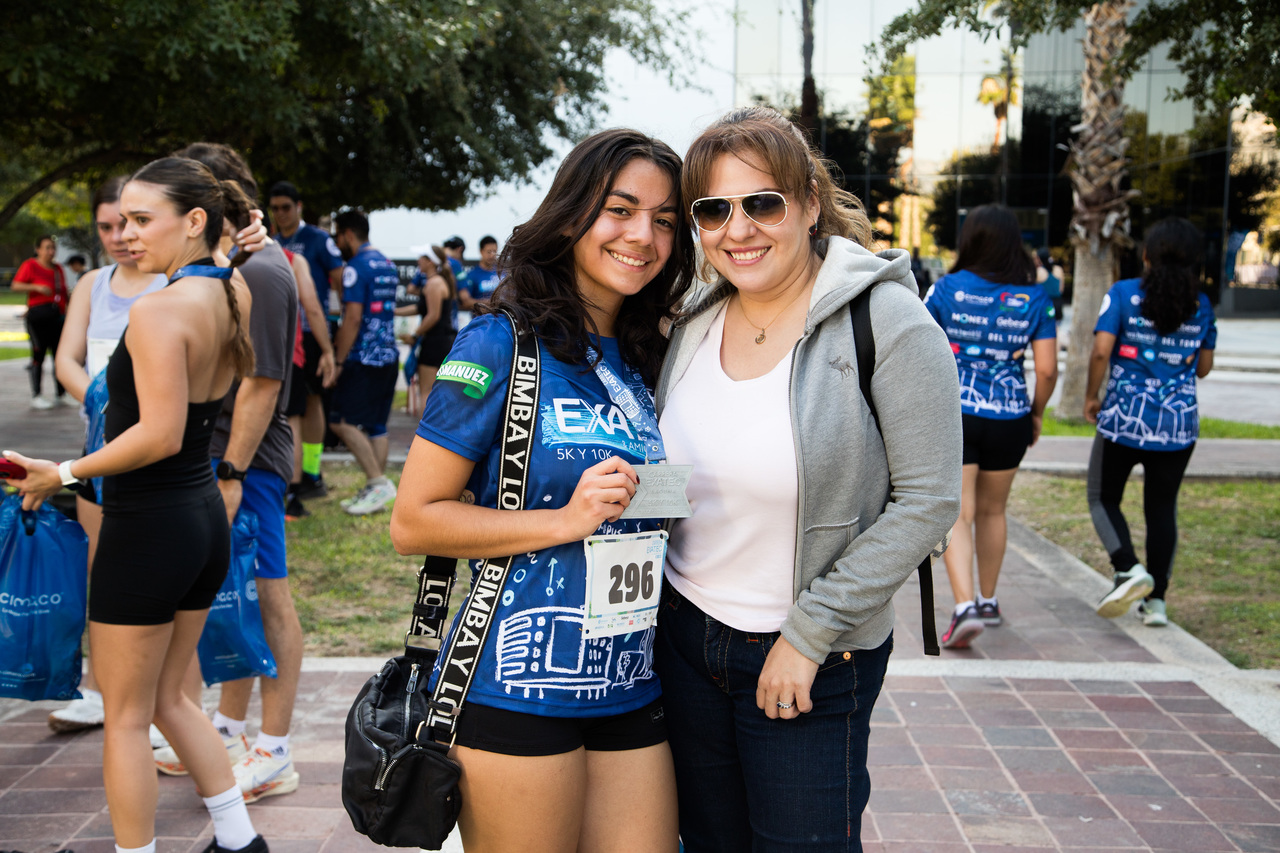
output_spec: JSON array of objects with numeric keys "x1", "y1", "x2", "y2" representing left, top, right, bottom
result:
[
  {"x1": 660, "y1": 305, "x2": 800, "y2": 632},
  {"x1": 85, "y1": 265, "x2": 168, "y2": 377}
]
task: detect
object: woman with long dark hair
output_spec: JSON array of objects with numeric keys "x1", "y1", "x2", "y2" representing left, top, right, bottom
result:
[
  {"x1": 397, "y1": 252, "x2": 458, "y2": 411},
  {"x1": 1086, "y1": 217, "x2": 1216, "y2": 627},
  {"x1": 924, "y1": 204, "x2": 1058, "y2": 648},
  {"x1": 4, "y1": 157, "x2": 271, "y2": 853},
  {"x1": 390, "y1": 128, "x2": 695, "y2": 851}
]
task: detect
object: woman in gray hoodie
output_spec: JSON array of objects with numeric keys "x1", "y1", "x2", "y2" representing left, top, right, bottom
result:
[{"x1": 652, "y1": 106, "x2": 962, "y2": 851}]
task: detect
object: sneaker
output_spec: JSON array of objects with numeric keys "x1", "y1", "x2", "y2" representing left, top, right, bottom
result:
[
  {"x1": 47, "y1": 691, "x2": 105, "y2": 733},
  {"x1": 284, "y1": 493, "x2": 310, "y2": 521},
  {"x1": 30, "y1": 396, "x2": 54, "y2": 410},
  {"x1": 155, "y1": 730, "x2": 250, "y2": 776},
  {"x1": 294, "y1": 475, "x2": 328, "y2": 499},
  {"x1": 150, "y1": 724, "x2": 169, "y2": 749},
  {"x1": 235, "y1": 747, "x2": 300, "y2": 802},
  {"x1": 200, "y1": 833, "x2": 268, "y2": 853},
  {"x1": 1096, "y1": 564, "x2": 1156, "y2": 618},
  {"x1": 339, "y1": 484, "x2": 372, "y2": 509},
  {"x1": 55, "y1": 394, "x2": 76, "y2": 407},
  {"x1": 345, "y1": 480, "x2": 396, "y2": 516},
  {"x1": 941, "y1": 604, "x2": 985, "y2": 649},
  {"x1": 976, "y1": 598, "x2": 1003, "y2": 626},
  {"x1": 1137, "y1": 598, "x2": 1168, "y2": 627}
]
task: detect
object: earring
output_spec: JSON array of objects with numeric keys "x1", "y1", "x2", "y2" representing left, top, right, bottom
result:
[{"x1": 808, "y1": 222, "x2": 818, "y2": 237}]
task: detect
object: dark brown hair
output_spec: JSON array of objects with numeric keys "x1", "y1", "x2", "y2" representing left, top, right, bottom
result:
[
  {"x1": 1141, "y1": 217, "x2": 1203, "y2": 334},
  {"x1": 91, "y1": 175, "x2": 129, "y2": 217},
  {"x1": 682, "y1": 106, "x2": 874, "y2": 280},
  {"x1": 487, "y1": 128, "x2": 695, "y2": 386},
  {"x1": 950, "y1": 204, "x2": 1035, "y2": 285},
  {"x1": 128, "y1": 157, "x2": 255, "y2": 377},
  {"x1": 172, "y1": 142, "x2": 259, "y2": 204}
]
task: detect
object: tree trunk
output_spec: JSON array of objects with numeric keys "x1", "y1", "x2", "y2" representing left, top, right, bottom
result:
[
  {"x1": 798, "y1": 0, "x2": 818, "y2": 134},
  {"x1": 0, "y1": 148, "x2": 132, "y2": 234},
  {"x1": 1059, "y1": 243, "x2": 1114, "y2": 419}
]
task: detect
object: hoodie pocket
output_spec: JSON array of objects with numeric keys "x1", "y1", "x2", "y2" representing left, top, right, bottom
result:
[{"x1": 803, "y1": 516, "x2": 861, "y2": 550}]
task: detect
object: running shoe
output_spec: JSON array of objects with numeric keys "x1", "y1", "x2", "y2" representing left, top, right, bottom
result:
[
  {"x1": 1137, "y1": 598, "x2": 1168, "y2": 627},
  {"x1": 47, "y1": 690, "x2": 105, "y2": 733},
  {"x1": 339, "y1": 484, "x2": 372, "y2": 509},
  {"x1": 30, "y1": 396, "x2": 54, "y2": 410},
  {"x1": 1096, "y1": 564, "x2": 1155, "y2": 618},
  {"x1": 284, "y1": 493, "x2": 310, "y2": 521},
  {"x1": 345, "y1": 480, "x2": 397, "y2": 516},
  {"x1": 295, "y1": 475, "x2": 328, "y2": 499},
  {"x1": 941, "y1": 604, "x2": 985, "y2": 649},
  {"x1": 235, "y1": 746, "x2": 300, "y2": 802},
  {"x1": 200, "y1": 833, "x2": 268, "y2": 853},
  {"x1": 55, "y1": 394, "x2": 75, "y2": 407},
  {"x1": 154, "y1": 730, "x2": 249, "y2": 776},
  {"x1": 976, "y1": 598, "x2": 1003, "y2": 626}
]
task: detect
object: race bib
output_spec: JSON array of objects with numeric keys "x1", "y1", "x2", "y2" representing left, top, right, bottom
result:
[{"x1": 582, "y1": 530, "x2": 667, "y2": 639}]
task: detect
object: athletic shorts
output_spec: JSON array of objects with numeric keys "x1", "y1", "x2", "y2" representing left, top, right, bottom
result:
[
  {"x1": 89, "y1": 490, "x2": 229, "y2": 625},
  {"x1": 212, "y1": 460, "x2": 288, "y2": 579},
  {"x1": 961, "y1": 413, "x2": 1033, "y2": 471},
  {"x1": 330, "y1": 362, "x2": 397, "y2": 438},
  {"x1": 453, "y1": 697, "x2": 668, "y2": 757},
  {"x1": 416, "y1": 331, "x2": 457, "y2": 369},
  {"x1": 76, "y1": 442, "x2": 98, "y2": 505},
  {"x1": 284, "y1": 359, "x2": 311, "y2": 418},
  {"x1": 300, "y1": 331, "x2": 327, "y2": 396}
]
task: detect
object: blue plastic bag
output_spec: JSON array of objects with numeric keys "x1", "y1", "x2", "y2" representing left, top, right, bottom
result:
[
  {"x1": 0, "y1": 493, "x2": 89, "y2": 701},
  {"x1": 197, "y1": 509, "x2": 277, "y2": 686},
  {"x1": 82, "y1": 370, "x2": 110, "y2": 503}
]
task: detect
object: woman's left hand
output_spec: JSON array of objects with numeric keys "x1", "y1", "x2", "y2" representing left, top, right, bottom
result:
[
  {"x1": 1, "y1": 450, "x2": 63, "y2": 511},
  {"x1": 756, "y1": 636, "x2": 820, "y2": 721},
  {"x1": 235, "y1": 210, "x2": 270, "y2": 254}
]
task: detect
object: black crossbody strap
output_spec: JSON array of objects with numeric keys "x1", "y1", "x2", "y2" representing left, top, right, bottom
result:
[
  {"x1": 425, "y1": 314, "x2": 540, "y2": 741},
  {"x1": 850, "y1": 289, "x2": 940, "y2": 656}
]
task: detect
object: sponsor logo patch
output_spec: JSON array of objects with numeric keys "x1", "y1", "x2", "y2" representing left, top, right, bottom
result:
[
  {"x1": 1119, "y1": 344, "x2": 1139, "y2": 359},
  {"x1": 437, "y1": 360, "x2": 494, "y2": 398}
]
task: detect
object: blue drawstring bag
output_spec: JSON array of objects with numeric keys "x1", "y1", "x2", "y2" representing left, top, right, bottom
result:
[
  {"x1": 403, "y1": 339, "x2": 419, "y2": 386},
  {"x1": 197, "y1": 509, "x2": 277, "y2": 686},
  {"x1": 0, "y1": 493, "x2": 89, "y2": 701},
  {"x1": 82, "y1": 370, "x2": 110, "y2": 502}
]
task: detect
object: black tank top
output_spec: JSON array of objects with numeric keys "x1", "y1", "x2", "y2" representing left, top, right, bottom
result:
[
  {"x1": 420, "y1": 295, "x2": 458, "y2": 340},
  {"x1": 100, "y1": 261, "x2": 229, "y2": 509}
]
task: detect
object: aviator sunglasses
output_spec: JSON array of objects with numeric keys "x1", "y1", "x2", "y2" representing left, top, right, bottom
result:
[{"x1": 689, "y1": 191, "x2": 789, "y2": 232}]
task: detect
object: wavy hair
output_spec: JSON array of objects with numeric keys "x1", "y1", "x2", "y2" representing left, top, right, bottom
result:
[
  {"x1": 129, "y1": 157, "x2": 255, "y2": 378},
  {"x1": 1140, "y1": 217, "x2": 1203, "y2": 334},
  {"x1": 485, "y1": 128, "x2": 695, "y2": 386}
]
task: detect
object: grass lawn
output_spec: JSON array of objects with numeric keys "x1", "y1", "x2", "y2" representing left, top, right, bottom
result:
[
  {"x1": 1042, "y1": 407, "x2": 1280, "y2": 440},
  {"x1": 0, "y1": 291, "x2": 26, "y2": 306},
  {"x1": 1009, "y1": 472, "x2": 1280, "y2": 669},
  {"x1": 285, "y1": 462, "x2": 466, "y2": 656},
  {"x1": 0, "y1": 348, "x2": 29, "y2": 361}
]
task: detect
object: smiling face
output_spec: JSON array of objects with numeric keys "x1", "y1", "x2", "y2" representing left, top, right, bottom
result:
[
  {"x1": 571, "y1": 158, "x2": 678, "y2": 329},
  {"x1": 95, "y1": 201, "x2": 134, "y2": 266},
  {"x1": 269, "y1": 195, "x2": 301, "y2": 236},
  {"x1": 698, "y1": 153, "x2": 818, "y2": 299},
  {"x1": 120, "y1": 181, "x2": 208, "y2": 276}
]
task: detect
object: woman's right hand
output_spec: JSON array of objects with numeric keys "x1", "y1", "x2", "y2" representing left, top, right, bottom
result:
[
  {"x1": 1083, "y1": 397, "x2": 1102, "y2": 424},
  {"x1": 1, "y1": 451, "x2": 62, "y2": 511},
  {"x1": 556, "y1": 456, "x2": 639, "y2": 541}
]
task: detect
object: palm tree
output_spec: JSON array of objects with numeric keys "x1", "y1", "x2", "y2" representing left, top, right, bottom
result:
[
  {"x1": 799, "y1": 0, "x2": 818, "y2": 134},
  {"x1": 1058, "y1": 0, "x2": 1142, "y2": 421}
]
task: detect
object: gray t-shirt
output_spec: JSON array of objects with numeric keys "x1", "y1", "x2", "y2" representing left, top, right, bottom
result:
[{"x1": 209, "y1": 243, "x2": 298, "y2": 483}]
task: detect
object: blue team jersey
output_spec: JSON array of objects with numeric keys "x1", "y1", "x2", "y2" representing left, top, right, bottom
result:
[
  {"x1": 460, "y1": 265, "x2": 502, "y2": 301},
  {"x1": 341, "y1": 244, "x2": 400, "y2": 367},
  {"x1": 925, "y1": 269, "x2": 1057, "y2": 420},
  {"x1": 416, "y1": 314, "x2": 662, "y2": 718},
  {"x1": 1094, "y1": 277, "x2": 1217, "y2": 450},
  {"x1": 277, "y1": 223, "x2": 344, "y2": 329}
]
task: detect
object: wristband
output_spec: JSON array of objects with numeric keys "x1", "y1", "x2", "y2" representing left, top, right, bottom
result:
[{"x1": 58, "y1": 460, "x2": 81, "y2": 487}]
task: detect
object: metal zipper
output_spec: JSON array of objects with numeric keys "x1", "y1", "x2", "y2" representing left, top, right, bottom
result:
[{"x1": 403, "y1": 663, "x2": 420, "y2": 742}]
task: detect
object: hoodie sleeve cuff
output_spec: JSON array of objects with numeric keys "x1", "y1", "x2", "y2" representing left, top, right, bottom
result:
[{"x1": 780, "y1": 608, "x2": 842, "y2": 665}]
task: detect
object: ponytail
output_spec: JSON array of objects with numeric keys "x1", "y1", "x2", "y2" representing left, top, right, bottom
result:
[
  {"x1": 217, "y1": 179, "x2": 254, "y2": 270},
  {"x1": 214, "y1": 179, "x2": 255, "y2": 377},
  {"x1": 1140, "y1": 218, "x2": 1203, "y2": 335}
]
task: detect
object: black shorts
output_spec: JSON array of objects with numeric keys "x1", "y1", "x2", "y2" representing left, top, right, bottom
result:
[
  {"x1": 330, "y1": 361, "x2": 397, "y2": 438},
  {"x1": 962, "y1": 413, "x2": 1033, "y2": 471},
  {"x1": 89, "y1": 491, "x2": 230, "y2": 625},
  {"x1": 284, "y1": 359, "x2": 310, "y2": 417},
  {"x1": 416, "y1": 331, "x2": 457, "y2": 369},
  {"x1": 453, "y1": 697, "x2": 668, "y2": 757},
  {"x1": 299, "y1": 331, "x2": 327, "y2": 396}
]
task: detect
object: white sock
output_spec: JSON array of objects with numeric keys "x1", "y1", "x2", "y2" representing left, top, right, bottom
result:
[
  {"x1": 255, "y1": 730, "x2": 290, "y2": 756},
  {"x1": 116, "y1": 841, "x2": 155, "y2": 853},
  {"x1": 203, "y1": 784, "x2": 257, "y2": 850},
  {"x1": 977, "y1": 594, "x2": 998, "y2": 607},
  {"x1": 954, "y1": 600, "x2": 975, "y2": 617},
  {"x1": 368, "y1": 475, "x2": 390, "y2": 489},
  {"x1": 212, "y1": 711, "x2": 247, "y2": 738}
]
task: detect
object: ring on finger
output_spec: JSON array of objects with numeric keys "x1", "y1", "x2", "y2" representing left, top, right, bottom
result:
[{"x1": 776, "y1": 701, "x2": 793, "y2": 710}]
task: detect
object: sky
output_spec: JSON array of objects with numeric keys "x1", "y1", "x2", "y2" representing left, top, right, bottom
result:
[{"x1": 370, "y1": 1, "x2": 739, "y2": 261}]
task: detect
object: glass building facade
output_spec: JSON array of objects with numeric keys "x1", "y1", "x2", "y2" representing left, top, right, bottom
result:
[{"x1": 731, "y1": 0, "x2": 1278, "y2": 312}]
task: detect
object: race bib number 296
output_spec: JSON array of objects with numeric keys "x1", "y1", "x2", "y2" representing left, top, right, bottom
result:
[{"x1": 582, "y1": 530, "x2": 668, "y2": 639}]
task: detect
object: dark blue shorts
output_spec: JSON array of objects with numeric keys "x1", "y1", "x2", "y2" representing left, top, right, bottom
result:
[{"x1": 330, "y1": 361, "x2": 397, "y2": 438}]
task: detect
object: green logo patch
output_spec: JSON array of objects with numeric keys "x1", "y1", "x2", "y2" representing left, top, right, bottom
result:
[{"x1": 437, "y1": 360, "x2": 493, "y2": 398}]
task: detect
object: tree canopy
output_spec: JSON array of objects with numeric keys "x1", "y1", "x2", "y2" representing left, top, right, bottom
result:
[
  {"x1": 877, "y1": 0, "x2": 1280, "y2": 125},
  {"x1": 0, "y1": 0, "x2": 692, "y2": 232}
]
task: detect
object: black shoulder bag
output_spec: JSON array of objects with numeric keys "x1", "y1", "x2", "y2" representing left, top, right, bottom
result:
[
  {"x1": 341, "y1": 316, "x2": 541, "y2": 847},
  {"x1": 849, "y1": 288, "x2": 941, "y2": 656}
]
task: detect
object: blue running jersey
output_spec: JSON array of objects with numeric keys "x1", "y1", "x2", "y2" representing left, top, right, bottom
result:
[
  {"x1": 277, "y1": 223, "x2": 344, "y2": 329},
  {"x1": 416, "y1": 314, "x2": 662, "y2": 717},
  {"x1": 341, "y1": 244, "x2": 400, "y2": 367},
  {"x1": 1094, "y1": 277, "x2": 1217, "y2": 450},
  {"x1": 460, "y1": 265, "x2": 502, "y2": 301},
  {"x1": 925, "y1": 269, "x2": 1057, "y2": 420}
]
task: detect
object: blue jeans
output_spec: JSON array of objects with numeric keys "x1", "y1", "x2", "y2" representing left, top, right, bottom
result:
[{"x1": 655, "y1": 585, "x2": 891, "y2": 853}]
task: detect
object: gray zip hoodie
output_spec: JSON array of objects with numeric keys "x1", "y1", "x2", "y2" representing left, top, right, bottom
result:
[{"x1": 656, "y1": 236, "x2": 963, "y2": 662}]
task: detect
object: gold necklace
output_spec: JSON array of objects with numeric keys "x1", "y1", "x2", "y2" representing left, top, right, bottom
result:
[{"x1": 737, "y1": 285, "x2": 809, "y2": 345}]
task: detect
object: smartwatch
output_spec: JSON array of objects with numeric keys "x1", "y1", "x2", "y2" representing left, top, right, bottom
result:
[{"x1": 215, "y1": 461, "x2": 248, "y2": 482}]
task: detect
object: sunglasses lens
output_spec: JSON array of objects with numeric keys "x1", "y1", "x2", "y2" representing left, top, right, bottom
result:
[
  {"x1": 744, "y1": 193, "x2": 786, "y2": 226},
  {"x1": 692, "y1": 198, "x2": 732, "y2": 231}
]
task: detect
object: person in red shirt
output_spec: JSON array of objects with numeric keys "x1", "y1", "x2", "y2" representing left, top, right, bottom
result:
[{"x1": 12, "y1": 235, "x2": 70, "y2": 408}]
